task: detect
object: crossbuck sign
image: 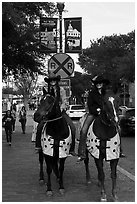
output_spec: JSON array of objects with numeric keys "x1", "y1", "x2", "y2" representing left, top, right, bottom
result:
[{"x1": 48, "y1": 53, "x2": 74, "y2": 78}]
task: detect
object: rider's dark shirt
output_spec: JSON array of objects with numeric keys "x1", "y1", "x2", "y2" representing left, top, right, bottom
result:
[{"x1": 87, "y1": 86, "x2": 105, "y2": 116}]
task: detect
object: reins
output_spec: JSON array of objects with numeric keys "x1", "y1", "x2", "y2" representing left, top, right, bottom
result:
[
  {"x1": 100, "y1": 113, "x2": 113, "y2": 127},
  {"x1": 46, "y1": 116, "x2": 62, "y2": 123}
]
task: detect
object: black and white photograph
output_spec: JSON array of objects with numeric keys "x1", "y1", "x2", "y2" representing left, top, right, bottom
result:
[{"x1": 2, "y1": 1, "x2": 135, "y2": 202}]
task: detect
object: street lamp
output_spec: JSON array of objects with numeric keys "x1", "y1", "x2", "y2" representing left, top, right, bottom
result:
[{"x1": 57, "y1": 2, "x2": 65, "y2": 53}]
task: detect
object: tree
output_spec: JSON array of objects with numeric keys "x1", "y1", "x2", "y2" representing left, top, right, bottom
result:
[
  {"x1": 2, "y1": 2, "x2": 57, "y2": 79},
  {"x1": 14, "y1": 72, "x2": 38, "y2": 109},
  {"x1": 70, "y1": 71, "x2": 92, "y2": 103},
  {"x1": 77, "y1": 31, "x2": 135, "y2": 92}
]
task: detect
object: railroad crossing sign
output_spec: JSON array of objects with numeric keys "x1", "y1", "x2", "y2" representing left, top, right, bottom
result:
[{"x1": 48, "y1": 53, "x2": 74, "y2": 78}]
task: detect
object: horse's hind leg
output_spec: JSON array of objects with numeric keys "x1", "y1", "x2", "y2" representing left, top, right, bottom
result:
[
  {"x1": 84, "y1": 149, "x2": 91, "y2": 184},
  {"x1": 39, "y1": 150, "x2": 44, "y2": 183},
  {"x1": 110, "y1": 159, "x2": 119, "y2": 201},
  {"x1": 94, "y1": 157, "x2": 107, "y2": 202},
  {"x1": 58, "y1": 158, "x2": 66, "y2": 194}
]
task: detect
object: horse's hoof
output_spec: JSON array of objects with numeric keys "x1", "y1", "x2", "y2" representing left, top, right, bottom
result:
[
  {"x1": 100, "y1": 193, "x2": 107, "y2": 202},
  {"x1": 86, "y1": 180, "x2": 91, "y2": 184},
  {"x1": 39, "y1": 179, "x2": 45, "y2": 185},
  {"x1": 46, "y1": 190, "x2": 53, "y2": 197},
  {"x1": 59, "y1": 188, "x2": 65, "y2": 195},
  {"x1": 112, "y1": 195, "x2": 119, "y2": 202}
]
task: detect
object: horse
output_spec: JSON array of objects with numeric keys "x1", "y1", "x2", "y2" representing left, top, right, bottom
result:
[
  {"x1": 34, "y1": 93, "x2": 72, "y2": 196},
  {"x1": 79, "y1": 95, "x2": 120, "y2": 202}
]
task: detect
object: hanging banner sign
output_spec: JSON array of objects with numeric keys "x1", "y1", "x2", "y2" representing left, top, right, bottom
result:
[
  {"x1": 40, "y1": 18, "x2": 57, "y2": 53},
  {"x1": 64, "y1": 17, "x2": 82, "y2": 53}
]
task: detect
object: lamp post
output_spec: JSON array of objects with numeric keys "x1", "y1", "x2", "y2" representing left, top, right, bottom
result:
[{"x1": 57, "y1": 2, "x2": 65, "y2": 53}]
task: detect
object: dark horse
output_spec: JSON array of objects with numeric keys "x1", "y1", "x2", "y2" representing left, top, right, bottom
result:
[
  {"x1": 80, "y1": 96, "x2": 120, "y2": 202},
  {"x1": 34, "y1": 94, "x2": 72, "y2": 196}
]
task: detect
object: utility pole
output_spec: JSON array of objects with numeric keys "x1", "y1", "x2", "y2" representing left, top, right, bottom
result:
[{"x1": 57, "y1": 2, "x2": 65, "y2": 53}]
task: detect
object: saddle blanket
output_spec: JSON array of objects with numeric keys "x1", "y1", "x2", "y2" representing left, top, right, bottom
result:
[
  {"x1": 41, "y1": 123, "x2": 72, "y2": 158},
  {"x1": 79, "y1": 114, "x2": 120, "y2": 161}
]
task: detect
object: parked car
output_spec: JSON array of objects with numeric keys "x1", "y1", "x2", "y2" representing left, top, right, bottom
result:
[
  {"x1": 66, "y1": 104, "x2": 86, "y2": 120},
  {"x1": 119, "y1": 106, "x2": 135, "y2": 136}
]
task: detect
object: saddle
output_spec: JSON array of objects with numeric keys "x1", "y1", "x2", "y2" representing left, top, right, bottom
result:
[
  {"x1": 93, "y1": 116, "x2": 117, "y2": 141},
  {"x1": 46, "y1": 116, "x2": 70, "y2": 141}
]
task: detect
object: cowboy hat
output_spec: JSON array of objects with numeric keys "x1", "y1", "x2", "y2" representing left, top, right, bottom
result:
[
  {"x1": 91, "y1": 75, "x2": 110, "y2": 85},
  {"x1": 44, "y1": 73, "x2": 61, "y2": 83}
]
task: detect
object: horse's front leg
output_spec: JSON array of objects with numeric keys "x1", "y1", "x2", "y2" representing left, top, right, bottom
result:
[
  {"x1": 110, "y1": 159, "x2": 119, "y2": 202},
  {"x1": 39, "y1": 149, "x2": 44, "y2": 183},
  {"x1": 44, "y1": 155, "x2": 53, "y2": 196},
  {"x1": 58, "y1": 157, "x2": 66, "y2": 195},
  {"x1": 94, "y1": 157, "x2": 107, "y2": 202},
  {"x1": 84, "y1": 149, "x2": 91, "y2": 184},
  {"x1": 52, "y1": 157, "x2": 59, "y2": 181}
]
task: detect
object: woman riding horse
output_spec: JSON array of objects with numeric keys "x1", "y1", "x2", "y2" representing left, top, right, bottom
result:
[
  {"x1": 34, "y1": 78, "x2": 74, "y2": 195},
  {"x1": 35, "y1": 73, "x2": 76, "y2": 156},
  {"x1": 78, "y1": 75, "x2": 121, "y2": 201},
  {"x1": 78, "y1": 75, "x2": 110, "y2": 161}
]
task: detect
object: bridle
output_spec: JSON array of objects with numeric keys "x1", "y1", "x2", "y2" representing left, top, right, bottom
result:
[
  {"x1": 40, "y1": 94, "x2": 56, "y2": 119},
  {"x1": 41, "y1": 93, "x2": 62, "y2": 122},
  {"x1": 100, "y1": 97, "x2": 118, "y2": 127}
]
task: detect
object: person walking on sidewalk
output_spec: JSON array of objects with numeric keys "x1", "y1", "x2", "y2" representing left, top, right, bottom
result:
[
  {"x1": 19, "y1": 106, "x2": 27, "y2": 134},
  {"x1": 2, "y1": 110, "x2": 14, "y2": 146},
  {"x1": 11, "y1": 105, "x2": 16, "y2": 132}
]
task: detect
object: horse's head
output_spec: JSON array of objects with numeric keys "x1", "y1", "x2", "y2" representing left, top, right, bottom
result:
[
  {"x1": 101, "y1": 96, "x2": 118, "y2": 126},
  {"x1": 34, "y1": 94, "x2": 56, "y2": 123}
]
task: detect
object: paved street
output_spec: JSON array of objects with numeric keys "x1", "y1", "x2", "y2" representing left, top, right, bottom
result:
[{"x1": 2, "y1": 111, "x2": 135, "y2": 202}]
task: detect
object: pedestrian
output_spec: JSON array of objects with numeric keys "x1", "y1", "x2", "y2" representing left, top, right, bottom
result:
[
  {"x1": 77, "y1": 75, "x2": 110, "y2": 161},
  {"x1": 11, "y1": 105, "x2": 16, "y2": 132},
  {"x1": 35, "y1": 73, "x2": 76, "y2": 156},
  {"x1": 19, "y1": 106, "x2": 27, "y2": 134},
  {"x1": 12, "y1": 103, "x2": 17, "y2": 112},
  {"x1": 2, "y1": 110, "x2": 14, "y2": 146}
]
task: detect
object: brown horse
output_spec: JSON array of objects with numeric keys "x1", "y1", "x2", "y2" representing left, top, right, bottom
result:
[
  {"x1": 79, "y1": 96, "x2": 120, "y2": 202},
  {"x1": 34, "y1": 94, "x2": 72, "y2": 196}
]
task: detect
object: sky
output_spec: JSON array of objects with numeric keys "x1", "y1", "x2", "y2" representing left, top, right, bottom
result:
[
  {"x1": 64, "y1": 1, "x2": 135, "y2": 48},
  {"x1": 60, "y1": 1, "x2": 135, "y2": 72}
]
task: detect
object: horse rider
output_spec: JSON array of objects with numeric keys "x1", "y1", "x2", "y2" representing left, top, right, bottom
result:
[
  {"x1": 77, "y1": 75, "x2": 110, "y2": 161},
  {"x1": 35, "y1": 73, "x2": 76, "y2": 156}
]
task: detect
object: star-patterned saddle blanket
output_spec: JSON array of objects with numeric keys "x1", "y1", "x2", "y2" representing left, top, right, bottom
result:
[
  {"x1": 41, "y1": 123, "x2": 72, "y2": 158},
  {"x1": 79, "y1": 114, "x2": 120, "y2": 161}
]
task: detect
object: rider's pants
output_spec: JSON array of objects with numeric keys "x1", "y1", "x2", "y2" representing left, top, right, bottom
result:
[
  {"x1": 78, "y1": 114, "x2": 94, "y2": 159},
  {"x1": 62, "y1": 111, "x2": 76, "y2": 153},
  {"x1": 35, "y1": 120, "x2": 45, "y2": 148}
]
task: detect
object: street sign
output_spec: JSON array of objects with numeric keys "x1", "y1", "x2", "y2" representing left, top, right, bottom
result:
[
  {"x1": 59, "y1": 79, "x2": 71, "y2": 98},
  {"x1": 48, "y1": 53, "x2": 74, "y2": 78},
  {"x1": 59, "y1": 79, "x2": 70, "y2": 87}
]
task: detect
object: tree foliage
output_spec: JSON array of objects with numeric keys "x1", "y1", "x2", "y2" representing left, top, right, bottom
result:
[
  {"x1": 14, "y1": 72, "x2": 38, "y2": 108},
  {"x1": 77, "y1": 31, "x2": 135, "y2": 92},
  {"x1": 70, "y1": 71, "x2": 92, "y2": 103},
  {"x1": 2, "y1": 2, "x2": 57, "y2": 79}
]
